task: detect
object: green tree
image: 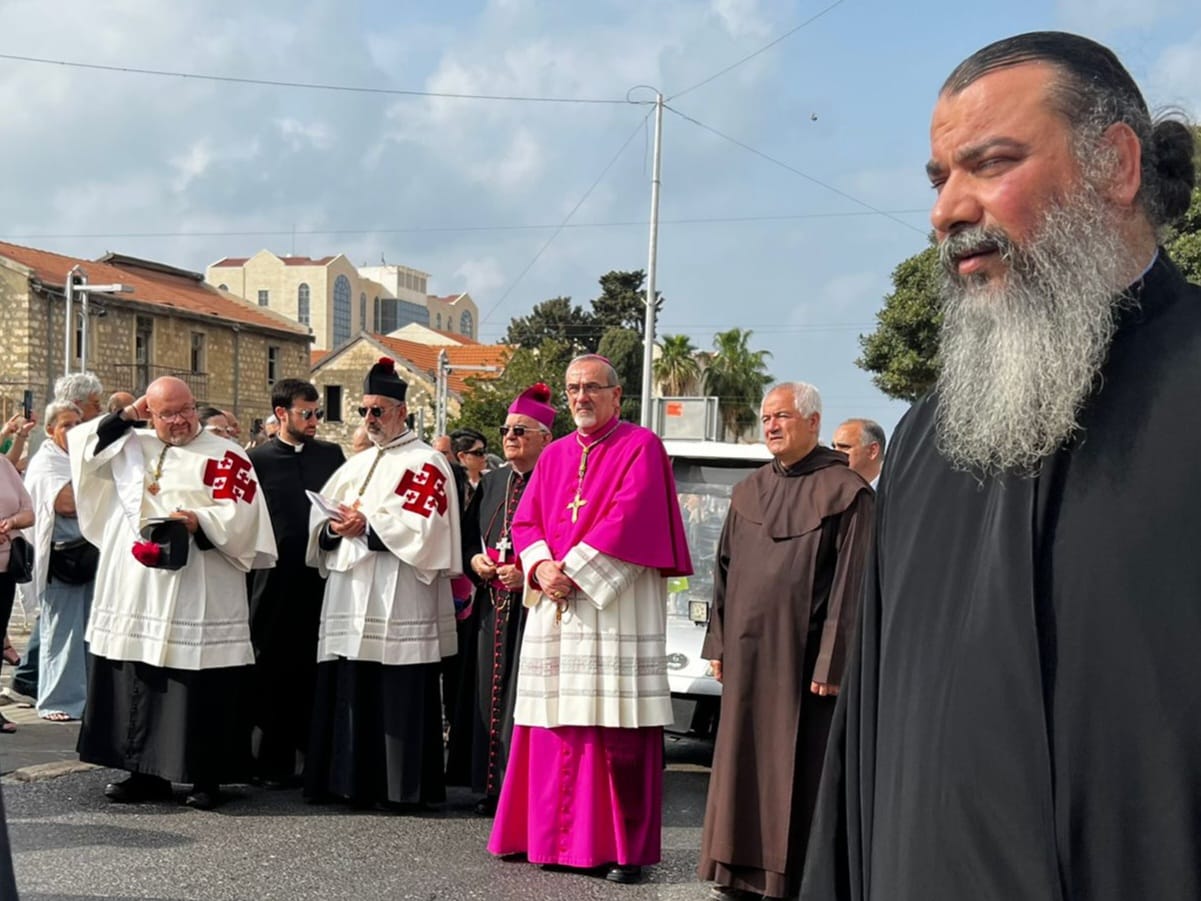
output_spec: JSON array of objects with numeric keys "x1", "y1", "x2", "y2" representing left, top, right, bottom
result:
[
  {"x1": 453, "y1": 339, "x2": 574, "y2": 439},
  {"x1": 597, "y1": 326, "x2": 644, "y2": 426},
  {"x1": 503, "y1": 297, "x2": 593, "y2": 352},
  {"x1": 591, "y1": 270, "x2": 660, "y2": 338},
  {"x1": 857, "y1": 240, "x2": 943, "y2": 402},
  {"x1": 701, "y1": 328, "x2": 774, "y2": 441},
  {"x1": 1164, "y1": 146, "x2": 1201, "y2": 283},
  {"x1": 653, "y1": 334, "x2": 701, "y2": 396}
]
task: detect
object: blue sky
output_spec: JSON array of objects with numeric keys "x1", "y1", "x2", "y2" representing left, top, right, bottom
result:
[{"x1": 2, "y1": 0, "x2": 1198, "y2": 439}]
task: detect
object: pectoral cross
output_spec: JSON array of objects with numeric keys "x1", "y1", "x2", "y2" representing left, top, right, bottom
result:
[
  {"x1": 566, "y1": 493, "x2": 587, "y2": 523},
  {"x1": 494, "y1": 535, "x2": 512, "y2": 556}
]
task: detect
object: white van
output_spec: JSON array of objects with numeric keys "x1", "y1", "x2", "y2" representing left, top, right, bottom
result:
[{"x1": 663, "y1": 439, "x2": 771, "y2": 706}]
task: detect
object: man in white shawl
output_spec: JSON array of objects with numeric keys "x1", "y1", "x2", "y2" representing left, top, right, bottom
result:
[
  {"x1": 303, "y1": 356, "x2": 461, "y2": 809},
  {"x1": 23, "y1": 401, "x2": 94, "y2": 721},
  {"x1": 69, "y1": 377, "x2": 276, "y2": 810}
]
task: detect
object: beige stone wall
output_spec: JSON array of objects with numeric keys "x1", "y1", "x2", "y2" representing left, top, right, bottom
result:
[
  {"x1": 0, "y1": 266, "x2": 308, "y2": 426},
  {"x1": 310, "y1": 341, "x2": 457, "y2": 453}
]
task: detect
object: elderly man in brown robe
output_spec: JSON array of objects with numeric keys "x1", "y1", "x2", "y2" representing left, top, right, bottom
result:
[{"x1": 698, "y1": 381, "x2": 874, "y2": 901}]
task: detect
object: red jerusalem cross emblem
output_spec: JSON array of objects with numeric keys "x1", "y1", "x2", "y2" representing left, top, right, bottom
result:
[
  {"x1": 203, "y1": 451, "x2": 258, "y2": 503},
  {"x1": 395, "y1": 464, "x2": 448, "y2": 518}
]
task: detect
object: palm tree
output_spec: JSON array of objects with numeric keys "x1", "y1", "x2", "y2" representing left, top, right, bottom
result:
[
  {"x1": 701, "y1": 328, "x2": 773, "y2": 441},
  {"x1": 653, "y1": 334, "x2": 701, "y2": 396}
]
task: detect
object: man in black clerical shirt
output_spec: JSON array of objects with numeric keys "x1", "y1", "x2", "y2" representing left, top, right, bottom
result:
[
  {"x1": 247, "y1": 378, "x2": 345, "y2": 786},
  {"x1": 802, "y1": 32, "x2": 1201, "y2": 901}
]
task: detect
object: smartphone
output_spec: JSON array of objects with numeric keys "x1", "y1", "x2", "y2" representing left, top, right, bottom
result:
[
  {"x1": 21, "y1": 390, "x2": 32, "y2": 420},
  {"x1": 252, "y1": 417, "x2": 264, "y2": 435}
]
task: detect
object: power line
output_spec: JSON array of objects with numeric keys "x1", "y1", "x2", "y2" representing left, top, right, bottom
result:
[
  {"x1": 665, "y1": 105, "x2": 926, "y2": 236},
  {"x1": 478, "y1": 110, "x2": 654, "y2": 327},
  {"x1": 669, "y1": 0, "x2": 848, "y2": 101},
  {"x1": 0, "y1": 209, "x2": 927, "y2": 243},
  {"x1": 0, "y1": 51, "x2": 637, "y2": 105}
]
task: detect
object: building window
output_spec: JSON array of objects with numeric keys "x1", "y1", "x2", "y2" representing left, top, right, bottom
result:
[
  {"x1": 217, "y1": 283, "x2": 228, "y2": 292},
  {"x1": 135, "y1": 315, "x2": 153, "y2": 393},
  {"x1": 190, "y1": 333, "x2": 206, "y2": 373},
  {"x1": 258, "y1": 289, "x2": 269, "y2": 307},
  {"x1": 267, "y1": 345, "x2": 279, "y2": 386},
  {"x1": 325, "y1": 385, "x2": 343, "y2": 423},
  {"x1": 436, "y1": 313, "x2": 442, "y2": 330},
  {"x1": 298, "y1": 283, "x2": 311, "y2": 325},
  {"x1": 418, "y1": 277, "x2": 426, "y2": 294},
  {"x1": 332, "y1": 275, "x2": 352, "y2": 345},
  {"x1": 360, "y1": 293, "x2": 368, "y2": 332},
  {"x1": 460, "y1": 311, "x2": 473, "y2": 338}
]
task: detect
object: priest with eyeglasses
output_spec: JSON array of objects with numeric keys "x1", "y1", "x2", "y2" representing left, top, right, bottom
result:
[
  {"x1": 487, "y1": 354, "x2": 692, "y2": 885},
  {"x1": 246, "y1": 377, "x2": 345, "y2": 788},
  {"x1": 303, "y1": 357, "x2": 462, "y2": 810}
]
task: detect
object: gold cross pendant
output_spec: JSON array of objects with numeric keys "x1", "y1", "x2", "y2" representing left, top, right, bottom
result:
[{"x1": 566, "y1": 494, "x2": 587, "y2": 523}]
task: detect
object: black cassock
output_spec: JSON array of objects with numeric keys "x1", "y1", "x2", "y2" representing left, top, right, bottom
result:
[
  {"x1": 246, "y1": 436, "x2": 345, "y2": 781},
  {"x1": 445, "y1": 466, "x2": 529, "y2": 799},
  {"x1": 802, "y1": 253, "x2": 1201, "y2": 901}
]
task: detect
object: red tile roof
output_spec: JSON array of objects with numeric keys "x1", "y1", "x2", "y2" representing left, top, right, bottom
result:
[
  {"x1": 0, "y1": 242, "x2": 309, "y2": 338},
  {"x1": 311, "y1": 349, "x2": 329, "y2": 367},
  {"x1": 209, "y1": 257, "x2": 249, "y2": 268},
  {"x1": 375, "y1": 336, "x2": 509, "y2": 395}
]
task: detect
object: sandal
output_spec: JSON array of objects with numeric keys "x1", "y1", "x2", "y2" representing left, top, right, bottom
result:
[
  {"x1": 0, "y1": 713, "x2": 15, "y2": 734},
  {"x1": 2, "y1": 636, "x2": 18, "y2": 667},
  {"x1": 41, "y1": 711, "x2": 75, "y2": 723}
]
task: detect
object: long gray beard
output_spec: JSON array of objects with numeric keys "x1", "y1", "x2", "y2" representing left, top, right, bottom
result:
[{"x1": 935, "y1": 188, "x2": 1133, "y2": 475}]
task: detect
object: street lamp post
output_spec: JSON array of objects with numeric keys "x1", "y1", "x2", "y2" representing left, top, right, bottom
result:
[{"x1": 63, "y1": 268, "x2": 134, "y2": 377}]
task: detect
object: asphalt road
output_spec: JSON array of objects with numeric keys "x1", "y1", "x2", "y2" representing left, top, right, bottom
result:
[{"x1": 6, "y1": 731, "x2": 714, "y2": 901}]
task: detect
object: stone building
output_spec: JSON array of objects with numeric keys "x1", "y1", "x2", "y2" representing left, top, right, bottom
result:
[
  {"x1": 206, "y1": 251, "x2": 479, "y2": 351},
  {"x1": 0, "y1": 241, "x2": 311, "y2": 425},
  {"x1": 310, "y1": 333, "x2": 508, "y2": 448}
]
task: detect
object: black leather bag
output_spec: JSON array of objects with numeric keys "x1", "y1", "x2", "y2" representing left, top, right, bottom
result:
[
  {"x1": 48, "y1": 537, "x2": 100, "y2": 585},
  {"x1": 7, "y1": 536, "x2": 33, "y2": 583}
]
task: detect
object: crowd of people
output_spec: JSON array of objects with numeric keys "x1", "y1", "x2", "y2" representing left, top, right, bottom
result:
[{"x1": 0, "y1": 28, "x2": 1197, "y2": 901}]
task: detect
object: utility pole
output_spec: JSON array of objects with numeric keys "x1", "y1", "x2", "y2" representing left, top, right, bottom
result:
[
  {"x1": 434, "y1": 349, "x2": 501, "y2": 437},
  {"x1": 62, "y1": 267, "x2": 133, "y2": 377},
  {"x1": 640, "y1": 91, "x2": 664, "y2": 428}
]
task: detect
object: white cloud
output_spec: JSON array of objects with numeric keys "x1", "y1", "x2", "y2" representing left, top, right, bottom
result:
[
  {"x1": 1147, "y1": 31, "x2": 1201, "y2": 112},
  {"x1": 709, "y1": 0, "x2": 772, "y2": 40},
  {"x1": 453, "y1": 257, "x2": 507, "y2": 300},
  {"x1": 275, "y1": 118, "x2": 334, "y2": 152}
]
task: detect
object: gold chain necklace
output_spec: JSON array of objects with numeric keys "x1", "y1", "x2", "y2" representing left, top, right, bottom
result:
[
  {"x1": 566, "y1": 418, "x2": 621, "y2": 524},
  {"x1": 147, "y1": 444, "x2": 169, "y2": 496}
]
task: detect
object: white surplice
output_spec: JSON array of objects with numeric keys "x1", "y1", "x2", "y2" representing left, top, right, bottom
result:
[
  {"x1": 69, "y1": 419, "x2": 277, "y2": 670},
  {"x1": 306, "y1": 431, "x2": 461, "y2": 666}
]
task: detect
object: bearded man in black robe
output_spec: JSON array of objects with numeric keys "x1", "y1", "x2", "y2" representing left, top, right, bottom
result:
[
  {"x1": 446, "y1": 384, "x2": 555, "y2": 814},
  {"x1": 801, "y1": 32, "x2": 1201, "y2": 901},
  {"x1": 247, "y1": 378, "x2": 345, "y2": 786}
]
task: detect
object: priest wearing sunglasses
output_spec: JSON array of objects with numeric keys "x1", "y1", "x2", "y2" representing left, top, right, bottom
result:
[
  {"x1": 446, "y1": 383, "x2": 555, "y2": 814},
  {"x1": 246, "y1": 378, "x2": 346, "y2": 788},
  {"x1": 304, "y1": 357, "x2": 462, "y2": 810}
]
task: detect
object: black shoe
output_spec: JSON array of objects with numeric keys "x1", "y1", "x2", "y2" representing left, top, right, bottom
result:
[
  {"x1": 105, "y1": 774, "x2": 173, "y2": 804},
  {"x1": 184, "y1": 785, "x2": 223, "y2": 810},
  {"x1": 474, "y1": 796, "x2": 498, "y2": 816},
  {"x1": 709, "y1": 886, "x2": 761, "y2": 901},
  {"x1": 604, "y1": 865, "x2": 643, "y2": 884}
]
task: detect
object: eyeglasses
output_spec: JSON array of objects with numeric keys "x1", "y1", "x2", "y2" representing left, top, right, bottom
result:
[
  {"x1": 358, "y1": 405, "x2": 397, "y2": 419},
  {"x1": 291, "y1": 408, "x2": 325, "y2": 421},
  {"x1": 565, "y1": 383, "x2": 617, "y2": 397},
  {"x1": 151, "y1": 405, "x2": 196, "y2": 423},
  {"x1": 499, "y1": 425, "x2": 546, "y2": 437},
  {"x1": 461, "y1": 448, "x2": 486, "y2": 457}
]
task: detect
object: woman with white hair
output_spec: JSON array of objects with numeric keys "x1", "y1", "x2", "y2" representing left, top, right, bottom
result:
[{"x1": 23, "y1": 401, "x2": 95, "y2": 722}]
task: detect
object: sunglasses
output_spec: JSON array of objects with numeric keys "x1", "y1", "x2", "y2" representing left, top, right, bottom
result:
[
  {"x1": 291, "y1": 408, "x2": 325, "y2": 420},
  {"x1": 460, "y1": 448, "x2": 486, "y2": 457},
  {"x1": 358, "y1": 405, "x2": 396, "y2": 418},
  {"x1": 499, "y1": 425, "x2": 544, "y2": 437}
]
